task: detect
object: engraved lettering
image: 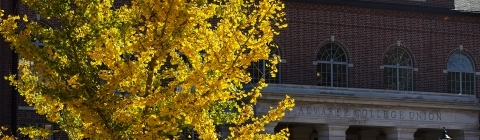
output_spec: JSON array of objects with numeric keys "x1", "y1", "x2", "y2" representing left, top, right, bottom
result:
[
  {"x1": 313, "y1": 107, "x2": 320, "y2": 114},
  {"x1": 295, "y1": 106, "x2": 444, "y2": 122},
  {"x1": 429, "y1": 113, "x2": 434, "y2": 120},
  {"x1": 335, "y1": 108, "x2": 342, "y2": 117},
  {"x1": 355, "y1": 109, "x2": 361, "y2": 117}
]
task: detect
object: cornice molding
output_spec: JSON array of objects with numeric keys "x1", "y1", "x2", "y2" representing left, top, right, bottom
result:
[{"x1": 259, "y1": 84, "x2": 480, "y2": 111}]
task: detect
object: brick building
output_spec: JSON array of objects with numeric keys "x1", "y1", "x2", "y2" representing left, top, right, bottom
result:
[
  {"x1": 253, "y1": 0, "x2": 480, "y2": 140},
  {"x1": 1, "y1": 0, "x2": 480, "y2": 140}
]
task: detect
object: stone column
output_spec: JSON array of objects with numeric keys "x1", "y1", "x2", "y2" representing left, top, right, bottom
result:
[
  {"x1": 383, "y1": 127, "x2": 417, "y2": 140},
  {"x1": 359, "y1": 129, "x2": 381, "y2": 140},
  {"x1": 314, "y1": 124, "x2": 349, "y2": 140},
  {"x1": 264, "y1": 122, "x2": 278, "y2": 134}
]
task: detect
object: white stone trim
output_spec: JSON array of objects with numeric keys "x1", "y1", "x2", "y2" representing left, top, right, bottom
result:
[{"x1": 260, "y1": 84, "x2": 480, "y2": 110}]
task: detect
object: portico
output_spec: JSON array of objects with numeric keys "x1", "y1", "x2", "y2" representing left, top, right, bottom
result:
[{"x1": 256, "y1": 84, "x2": 480, "y2": 140}]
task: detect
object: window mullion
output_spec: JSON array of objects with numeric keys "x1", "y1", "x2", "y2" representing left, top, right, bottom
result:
[
  {"x1": 396, "y1": 67, "x2": 400, "y2": 90},
  {"x1": 330, "y1": 61, "x2": 333, "y2": 87},
  {"x1": 460, "y1": 72, "x2": 463, "y2": 94},
  {"x1": 262, "y1": 60, "x2": 266, "y2": 79}
]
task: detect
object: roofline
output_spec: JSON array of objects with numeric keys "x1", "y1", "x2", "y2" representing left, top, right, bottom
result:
[{"x1": 285, "y1": 0, "x2": 480, "y2": 17}]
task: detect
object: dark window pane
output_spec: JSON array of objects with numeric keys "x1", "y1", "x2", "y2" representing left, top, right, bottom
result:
[
  {"x1": 398, "y1": 68, "x2": 412, "y2": 91},
  {"x1": 461, "y1": 73, "x2": 475, "y2": 95},
  {"x1": 248, "y1": 43, "x2": 281, "y2": 84},
  {"x1": 383, "y1": 47, "x2": 413, "y2": 91},
  {"x1": 384, "y1": 48, "x2": 412, "y2": 66},
  {"x1": 316, "y1": 43, "x2": 348, "y2": 87},
  {"x1": 317, "y1": 64, "x2": 331, "y2": 86},
  {"x1": 384, "y1": 68, "x2": 397, "y2": 90}
]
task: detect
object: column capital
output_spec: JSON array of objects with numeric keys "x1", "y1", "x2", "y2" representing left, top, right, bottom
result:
[
  {"x1": 314, "y1": 124, "x2": 350, "y2": 140},
  {"x1": 383, "y1": 127, "x2": 417, "y2": 140},
  {"x1": 264, "y1": 121, "x2": 278, "y2": 134},
  {"x1": 314, "y1": 124, "x2": 350, "y2": 131},
  {"x1": 383, "y1": 127, "x2": 417, "y2": 133}
]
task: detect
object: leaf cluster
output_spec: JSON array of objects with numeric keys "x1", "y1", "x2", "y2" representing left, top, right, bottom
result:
[{"x1": 0, "y1": 0, "x2": 293, "y2": 139}]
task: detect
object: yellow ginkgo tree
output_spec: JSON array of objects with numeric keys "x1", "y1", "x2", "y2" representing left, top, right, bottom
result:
[{"x1": 0, "y1": 0, "x2": 294, "y2": 139}]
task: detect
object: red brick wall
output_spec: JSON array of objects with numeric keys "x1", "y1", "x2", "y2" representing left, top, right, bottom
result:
[
  {"x1": 0, "y1": 35, "x2": 14, "y2": 130},
  {"x1": 277, "y1": 2, "x2": 480, "y2": 97},
  {"x1": 17, "y1": 110, "x2": 68, "y2": 140},
  {"x1": 0, "y1": 0, "x2": 15, "y2": 131}
]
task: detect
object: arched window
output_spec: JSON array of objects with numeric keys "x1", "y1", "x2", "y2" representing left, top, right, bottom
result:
[
  {"x1": 446, "y1": 53, "x2": 475, "y2": 95},
  {"x1": 18, "y1": 25, "x2": 47, "y2": 74},
  {"x1": 248, "y1": 43, "x2": 281, "y2": 84},
  {"x1": 383, "y1": 47, "x2": 413, "y2": 91},
  {"x1": 316, "y1": 43, "x2": 348, "y2": 87}
]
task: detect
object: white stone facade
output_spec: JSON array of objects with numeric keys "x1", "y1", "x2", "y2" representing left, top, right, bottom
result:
[{"x1": 256, "y1": 84, "x2": 480, "y2": 140}]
